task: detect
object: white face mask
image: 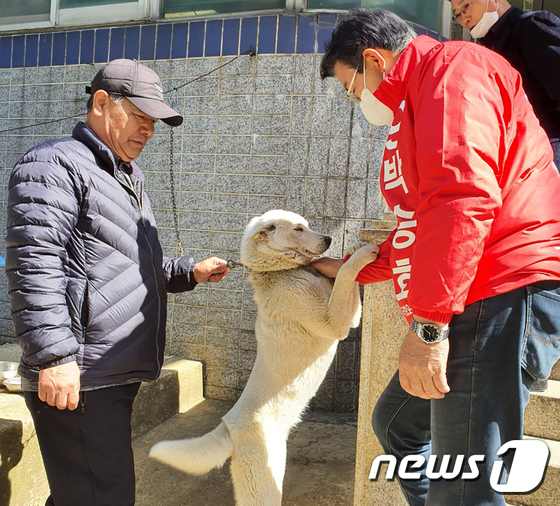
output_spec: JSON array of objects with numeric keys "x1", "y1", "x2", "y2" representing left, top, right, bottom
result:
[
  {"x1": 359, "y1": 54, "x2": 394, "y2": 127},
  {"x1": 470, "y1": 0, "x2": 499, "y2": 39}
]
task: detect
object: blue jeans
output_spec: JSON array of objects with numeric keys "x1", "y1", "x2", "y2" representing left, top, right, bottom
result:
[{"x1": 372, "y1": 281, "x2": 560, "y2": 506}]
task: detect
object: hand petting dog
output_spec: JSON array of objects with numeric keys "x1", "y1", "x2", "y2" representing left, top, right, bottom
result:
[{"x1": 311, "y1": 243, "x2": 379, "y2": 279}]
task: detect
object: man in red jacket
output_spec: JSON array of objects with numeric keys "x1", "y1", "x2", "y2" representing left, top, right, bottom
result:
[{"x1": 315, "y1": 9, "x2": 560, "y2": 506}]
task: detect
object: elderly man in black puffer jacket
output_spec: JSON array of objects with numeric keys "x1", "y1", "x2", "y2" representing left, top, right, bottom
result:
[{"x1": 5, "y1": 59, "x2": 229, "y2": 506}]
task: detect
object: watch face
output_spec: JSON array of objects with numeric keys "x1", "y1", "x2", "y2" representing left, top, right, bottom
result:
[
  {"x1": 421, "y1": 325, "x2": 439, "y2": 343},
  {"x1": 411, "y1": 320, "x2": 448, "y2": 343}
]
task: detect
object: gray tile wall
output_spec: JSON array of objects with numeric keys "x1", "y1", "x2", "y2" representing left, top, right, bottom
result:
[{"x1": 0, "y1": 52, "x2": 387, "y2": 412}]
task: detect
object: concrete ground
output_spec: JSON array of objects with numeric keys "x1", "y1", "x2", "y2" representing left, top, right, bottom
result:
[{"x1": 134, "y1": 400, "x2": 358, "y2": 506}]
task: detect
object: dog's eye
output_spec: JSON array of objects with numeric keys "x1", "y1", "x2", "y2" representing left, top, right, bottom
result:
[
  {"x1": 266, "y1": 224, "x2": 276, "y2": 232},
  {"x1": 294, "y1": 227, "x2": 303, "y2": 232}
]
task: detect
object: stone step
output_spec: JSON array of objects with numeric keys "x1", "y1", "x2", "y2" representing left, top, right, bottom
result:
[
  {"x1": 0, "y1": 386, "x2": 48, "y2": 506},
  {"x1": 0, "y1": 343, "x2": 22, "y2": 362},
  {"x1": 132, "y1": 357, "x2": 204, "y2": 439},
  {"x1": 525, "y1": 380, "x2": 560, "y2": 441},
  {"x1": 0, "y1": 344, "x2": 204, "y2": 506},
  {"x1": 506, "y1": 437, "x2": 560, "y2": 506},
  {"x1": 133, "y1": 399, "x2": 358, "y2": 506}
]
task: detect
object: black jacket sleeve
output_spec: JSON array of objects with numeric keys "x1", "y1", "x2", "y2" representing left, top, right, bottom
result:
[
  {"x1": 5, "y1": 150, "x2": 81, "y2": 368},
  {"x1": 521, "y1": 11, "x2": 560, "y2": 111},
  {"x1": 162, "y1": 255, "x2": 198, "y2": 293}
]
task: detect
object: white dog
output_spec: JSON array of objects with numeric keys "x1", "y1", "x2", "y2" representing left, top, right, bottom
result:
[{"x1": 150, "y1": 210, "x2": 377, "y2": 506}]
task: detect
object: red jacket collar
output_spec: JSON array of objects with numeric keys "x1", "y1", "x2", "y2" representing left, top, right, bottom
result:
[{"x1": 374, "y1": 35, "x2": 441, "y2": 112}]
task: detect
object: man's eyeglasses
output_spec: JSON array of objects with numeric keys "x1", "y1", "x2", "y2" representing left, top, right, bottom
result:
[
  {"x1": 452, "y1": 1, "x2": 473, "y2": 23},
  {"x1": 345, "y1": 66, "x2": 360, "y2": 103}
]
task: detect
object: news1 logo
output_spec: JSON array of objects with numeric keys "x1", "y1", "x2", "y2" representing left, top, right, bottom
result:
[{"x1": 369, "y1": 440, "x2": 550, "y2": 494}]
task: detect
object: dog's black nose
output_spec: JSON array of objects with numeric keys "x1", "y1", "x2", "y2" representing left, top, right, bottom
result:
[{"x1": 324, "y1": 236, "x2": 332, "y2": 247}]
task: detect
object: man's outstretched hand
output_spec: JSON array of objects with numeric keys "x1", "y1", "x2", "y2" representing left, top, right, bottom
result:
[
  {"x1": 311, "y1": 244, "x2": 379, "y2": 279},
  {"x1": 194, "y1": 257, "x2": 230, "y2": 283},
  {"x1": 310, "y1": 257, "x2": 345, "y2": 278}
]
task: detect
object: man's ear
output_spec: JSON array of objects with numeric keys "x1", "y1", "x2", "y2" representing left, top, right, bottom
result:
[
  {"x1": 90, "y1": 90, "x2": 110, "y2": 118},
  {"x1": 362, "y1": 47, "x2": 386, "y2": 72}
]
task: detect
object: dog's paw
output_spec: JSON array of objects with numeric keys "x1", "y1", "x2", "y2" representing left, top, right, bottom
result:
[
  {"x1": 344, "y1": 241, "x2": 368, "y2": 256},
  {"x1": 345, "y1": 244, "x2": 379, "y2": 270}
]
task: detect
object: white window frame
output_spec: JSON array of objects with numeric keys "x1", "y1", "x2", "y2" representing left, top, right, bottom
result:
[
  {"x1": 0, "y1": 1, "x2": 446, "y2": 34},
  {"x1": 58, "y1": 1, "x2": 142, "y2": 26},
  {"x1": 160, "y1": 0, "x2": 303, "y2": 21},
  {"x1": 0, "y1": 0, "x2": 310, "y2": 33},
  {"x1": 0, "y1": 0, "x2": 57, "y2": 32},
  {"x1": 0, "y1": 0, "x2": 159, "y2": 32}
]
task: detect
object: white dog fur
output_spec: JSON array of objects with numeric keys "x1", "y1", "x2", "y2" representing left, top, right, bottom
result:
[{"x1": 150, "y1": 210, "x2": 376, "y2": 506}]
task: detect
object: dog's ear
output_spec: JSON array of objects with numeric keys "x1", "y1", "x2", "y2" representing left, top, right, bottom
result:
[{"x1": 252, "y1": 223, "x2": 276, "y2": 241}]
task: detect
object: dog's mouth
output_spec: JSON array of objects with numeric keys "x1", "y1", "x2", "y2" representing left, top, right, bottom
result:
[
  {"x1": 301, "y1": 247, "x2": 320, "y2": 257},
  {"x1": 261, "y1": 235, "x2": 332, "y2": 264},
  {"x1": 293, "y1": 244, "x2": 330, "y2": 258},
  {"x1": 299, "y1": 236, "x2": 332, "y2": 257}
]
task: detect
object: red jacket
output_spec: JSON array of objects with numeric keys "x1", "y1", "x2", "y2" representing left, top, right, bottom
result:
[{"x1": 355, "y1": 36, "x2": 560, "y2": 324}]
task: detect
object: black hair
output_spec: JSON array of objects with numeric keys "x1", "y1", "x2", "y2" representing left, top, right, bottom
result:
[{"x1": 320, "y1": 9, "x2": 416, "y2": 79}]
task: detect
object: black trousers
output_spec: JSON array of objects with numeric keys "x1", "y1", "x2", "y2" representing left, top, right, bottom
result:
[
  {"x1": 552, "y1": 138, "x2": 560, "y2": 172},
  {"x1": 25, "y1": 382, "x2": 141, "y2": 506}
]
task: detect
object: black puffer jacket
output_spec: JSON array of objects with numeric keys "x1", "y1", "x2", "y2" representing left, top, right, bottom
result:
[
  {"x1": 481, "y1": 8, "x2": 560, "y2": 165},
  {"x1": 6, "y1": 122, "x2": 196, "y2": 389}
]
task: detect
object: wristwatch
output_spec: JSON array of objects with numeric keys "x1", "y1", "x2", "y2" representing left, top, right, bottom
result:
[{"x1": 410, "y1": 319, "x2": 450, "y2": 344}]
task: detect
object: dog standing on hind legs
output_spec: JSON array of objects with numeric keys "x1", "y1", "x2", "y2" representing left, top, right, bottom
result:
[{"x1": 150, "y1": 210, "x2": 378, "y2": 505}]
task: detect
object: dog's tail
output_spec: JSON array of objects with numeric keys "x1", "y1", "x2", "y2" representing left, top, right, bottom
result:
[{"x1": 149, "y1": 421, "x2": 233, "y2": 475}]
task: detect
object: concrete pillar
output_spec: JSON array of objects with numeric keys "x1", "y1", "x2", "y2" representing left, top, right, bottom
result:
[{"x1": 353, "y1": 224, "x2": 409, "y2": 506}]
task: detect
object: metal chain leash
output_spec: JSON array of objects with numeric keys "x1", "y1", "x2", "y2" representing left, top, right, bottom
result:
[
  {"x1": 169, "y1": 127, "x2": 184, "y2": 257},
  {"x1": 168, "y1": 89, "x2": 184, "y2": 257},
  {"x1": 164, "y1": 49, "x2": 256, "y2": 261},
  {"x1": 168, "y1": 135, "x2": 243, "y2": 269}
]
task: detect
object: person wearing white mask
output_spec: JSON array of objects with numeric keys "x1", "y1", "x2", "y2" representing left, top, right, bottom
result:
[
  {"x1": 346, "y1": 49, "x2": 396, "y2": 126},
  {"x1": 314, "y1": 8, "x2": 560, "y2": 506},
  {"x1": 450, "y1": 0, "x2": 560, "y2": 169},
  {"x1": 324, "y1": 18, "x2": 411, "y2": 128},
  {"x1": 451, "y1": 0, "x2": 504, "y2": 39}
]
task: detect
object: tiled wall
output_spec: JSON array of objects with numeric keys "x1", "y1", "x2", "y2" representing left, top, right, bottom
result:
[
  {"x1": 0, "y1": 15, "x2": 443, "y2": 68},
  {"x1": 0, "y1": 13, "x2": 443, "y2": 411}
]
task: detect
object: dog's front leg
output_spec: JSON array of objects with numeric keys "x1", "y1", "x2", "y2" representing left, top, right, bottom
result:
[{"x1": 324, "y1": 244, "x2": 378, "y2": 337}]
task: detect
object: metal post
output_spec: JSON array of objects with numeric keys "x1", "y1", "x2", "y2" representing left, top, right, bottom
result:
[
  {"x1": 140, "y1": 0, "x2": 160, "y2": 21},
  {"x1": 51, "y1": 0, "x2": 59, "y2": 26},
  {"x1": 287, "y1": 0, "x2": 306, "y2": 13},
  {"x1": 441, "y1": 0, "x2": 452, "y2": 39}
]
